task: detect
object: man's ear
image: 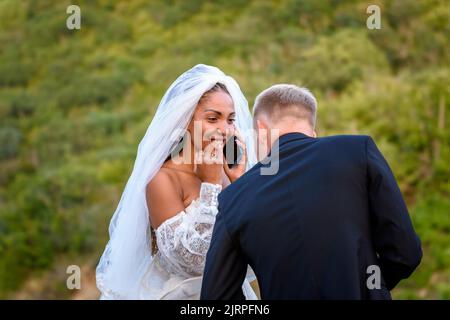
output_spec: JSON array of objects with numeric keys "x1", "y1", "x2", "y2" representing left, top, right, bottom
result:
[
  {"x1": 256, "y1": 118, "x2": 269, "y2": 130},
  {"x1": 255, "y1": 119, "x2": 262, "y2": 130}
]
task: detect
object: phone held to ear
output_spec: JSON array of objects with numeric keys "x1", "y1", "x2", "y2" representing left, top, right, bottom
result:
[{"x1": 223, "y1": 136, "x2": 243, "y2": 169}]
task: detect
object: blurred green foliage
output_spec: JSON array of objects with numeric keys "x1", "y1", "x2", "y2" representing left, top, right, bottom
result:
[{"x1": 0, "y1": 0, "x2": 448, "y2": 299}]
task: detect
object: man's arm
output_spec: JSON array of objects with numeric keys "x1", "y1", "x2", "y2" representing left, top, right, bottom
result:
[
  {"x1": 200, "y1": 197, "x2": 247, "y2": 300},
  {"x1": 366, "y1": 136, "x2": 422, "y2": 290}
]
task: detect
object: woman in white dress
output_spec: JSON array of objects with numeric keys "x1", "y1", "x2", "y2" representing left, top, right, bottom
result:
[{"x1": 96, "y1": 64, "x2": 258, "y2": 299}]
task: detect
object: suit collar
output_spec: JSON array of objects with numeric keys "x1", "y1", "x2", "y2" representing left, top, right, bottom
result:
[
  {"x1": 276, "y1": 132, "x2": 313, "y2": 147},
  {"x1": 258, "y1": 132, "x2": 314, "y2": 162},
  {"x1": 246, "y1": 132, "x2": 314, "y2": 174}
]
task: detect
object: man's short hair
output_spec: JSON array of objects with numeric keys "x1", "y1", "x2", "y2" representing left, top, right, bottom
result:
[{"x1": 253, "y1": 84, "x2": 317, "y2": 128}]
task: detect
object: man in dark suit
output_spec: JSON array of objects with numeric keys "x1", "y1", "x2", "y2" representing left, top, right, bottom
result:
[{"x1": 200, "y1": 84, "x2": 422, "y2": 300}]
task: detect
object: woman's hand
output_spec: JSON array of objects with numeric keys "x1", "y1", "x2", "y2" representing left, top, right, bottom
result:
[
  {"x1": 195, "y1": 140, "x2": 224, "y2": 185},
  {"x1": 223, "y1": 131, "x2": 247, "y2": 183}
]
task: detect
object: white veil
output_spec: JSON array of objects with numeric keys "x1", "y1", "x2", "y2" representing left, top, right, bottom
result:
[{"x1": 96, "y1": 64, "x2": 257, "y2": 299}]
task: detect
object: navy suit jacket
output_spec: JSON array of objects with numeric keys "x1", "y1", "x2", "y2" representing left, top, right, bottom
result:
[{"x1": 200, "y1": 132, "x2": 422, "y2": 300}]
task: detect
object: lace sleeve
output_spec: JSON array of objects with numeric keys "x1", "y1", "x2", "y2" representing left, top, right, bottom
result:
[
  {"x1": 154, "y1": 182, "x2": 222, "y2": 278},
  {"x1": 199, "y1": 182, "x2": 221, "y2": 207}
]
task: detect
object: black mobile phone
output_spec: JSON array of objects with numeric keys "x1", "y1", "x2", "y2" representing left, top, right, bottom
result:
[{"x1": 223, "y1": 136, "x2": 243, "y2": 168}]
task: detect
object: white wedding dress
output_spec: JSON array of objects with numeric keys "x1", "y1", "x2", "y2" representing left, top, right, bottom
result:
[
  {"x1": 96, "y1": 64, "x2": 258, "y2": 299},
  {"x1": 137, "y1": 182, "x2": 257, "y2": 300}
]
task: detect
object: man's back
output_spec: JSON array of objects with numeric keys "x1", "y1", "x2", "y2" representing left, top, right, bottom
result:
[{"x1": 201, "y1": 132, "x2": 422, "y2": 300}]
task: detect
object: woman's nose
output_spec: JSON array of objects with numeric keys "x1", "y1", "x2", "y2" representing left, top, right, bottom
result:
[
  {"x1": 224, "y1": 121, "x2": 235, "y2": 133},
  {"x1": 217, "y1": 123, "x2": 234, "y2": 138}
]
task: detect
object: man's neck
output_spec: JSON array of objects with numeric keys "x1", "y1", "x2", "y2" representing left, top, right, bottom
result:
[
  {"x1": 277, "y1": 128, "x2": 315, "y2": 138},
  {"x1": 269, "y1": 125, "x2": 316, "y2": 149}
]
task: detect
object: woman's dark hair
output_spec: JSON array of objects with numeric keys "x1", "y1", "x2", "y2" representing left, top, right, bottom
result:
[{"x1": 197, "y1": 82, "x2": 229, "y2": 105}]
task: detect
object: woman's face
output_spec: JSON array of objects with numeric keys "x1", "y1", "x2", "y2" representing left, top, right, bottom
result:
[{"x1": 187, "y1": 90, "x2": 236, "y2": 151}]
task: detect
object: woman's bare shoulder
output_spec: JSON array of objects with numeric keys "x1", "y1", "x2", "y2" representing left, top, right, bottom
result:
[{"x1": 146, "y1": 168, "x2": 184, "y2": 229}]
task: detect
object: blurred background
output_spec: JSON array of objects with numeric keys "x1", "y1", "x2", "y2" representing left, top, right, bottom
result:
[{"x1": 0, "y1": 0, "x2": 448, "y2": 299}]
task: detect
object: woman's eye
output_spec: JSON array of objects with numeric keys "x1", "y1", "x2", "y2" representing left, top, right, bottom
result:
[
  {"x1": 228, "y1": 118, "x2": 236, "y2": 123},
  {"x1": 207, "y1": 117, "x2": 217, "y2": 122}
]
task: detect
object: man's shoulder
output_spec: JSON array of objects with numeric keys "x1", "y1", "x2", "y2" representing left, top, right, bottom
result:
[
  {"x1": 318, "y1": 134, "x2": 370, "y2": 143},
  {"x1": 316, "y1": 134, "x2": 371, "y2": 151},
  {"x1": 218, "y1": 164, "x2": 260, "y2": 207}
]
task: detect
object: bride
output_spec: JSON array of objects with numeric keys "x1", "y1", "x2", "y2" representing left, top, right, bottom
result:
[{"x1": 96, "y1": 64, "x2": 258, "y2": 299}]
